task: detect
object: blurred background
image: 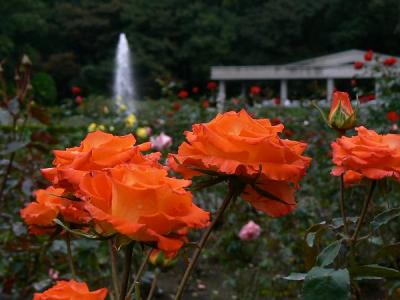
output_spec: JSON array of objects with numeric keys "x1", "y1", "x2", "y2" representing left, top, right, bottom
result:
[{"x1": 1, "y1": 0, "x2": 400, "y2": 100}]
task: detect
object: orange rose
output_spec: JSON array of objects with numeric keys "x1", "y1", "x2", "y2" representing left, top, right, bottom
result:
[
  {"x1": 33, "y1": 280, "x2": 107, "y2": 300},
  {"x1": 20, "y1": 186, "x2": 90, "y2": 233},
  {"x1": 332, "y1": 126, "x2": 400, "y2": 183},
  {"x1": 79, "y1": 164, "x2": 209, "y2": 251},
  {"x1": 41, "y1": 130, "x2": 159, "y2": 190},
  {"x1": 168, "y1": 110, "x2": 311, "y2": 217}
]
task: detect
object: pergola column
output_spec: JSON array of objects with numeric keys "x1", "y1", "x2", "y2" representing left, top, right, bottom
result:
[
  {"x1": 216, "y1": 80, "x2": 226, "y2": 112},
  {"x1": 280, "y1": 79, "x2": 288, "y2": 101},
  {"x1": 240, "y1": 83, "x2": 246, "y2": 99},
  {"x1": 326, "y1": 78, "x2": 334, "y2": 101}
]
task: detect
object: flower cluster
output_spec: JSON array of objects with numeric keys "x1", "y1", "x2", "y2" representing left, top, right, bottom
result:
[
  {"x1": 21, "y1": 110, "x2": 315, "y2": 298},
  {"x1": 21, "y1": 130, "x2": 209, "y2": 251}
]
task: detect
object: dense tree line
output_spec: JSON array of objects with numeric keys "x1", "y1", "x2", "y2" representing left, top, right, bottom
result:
[{"x1": 1, "y1": 0, "x2": 400, "y2": 102}]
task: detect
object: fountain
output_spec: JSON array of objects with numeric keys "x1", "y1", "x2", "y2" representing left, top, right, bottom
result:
[{"x1": 113, "y1": 33, "x2": 136, "y2": 112}]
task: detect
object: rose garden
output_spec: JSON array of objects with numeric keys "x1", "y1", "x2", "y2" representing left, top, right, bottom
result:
[{"x1": 2, "y1": 2, "x2": 400, "y2": 300}]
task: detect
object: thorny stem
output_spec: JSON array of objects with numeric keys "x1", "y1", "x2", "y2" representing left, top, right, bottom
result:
[
  {"x1": 351, "y1": 180, "x2": 377, "y2": 243},
  {"x1": 109, "y1": 239, "x2": 120, "y2": 298},
  {"x1": 65, "y1": 232, "x2": 77, "y2": 279},
  {"x1": 119, "y1": 242, "x2": 134, "y2": 300},
  {"x1": 126, "y1": 248, "x2": 152, "y2": 299},
  {"x1": 174, "y1": 182, "x2": 241, "y2": 300}
]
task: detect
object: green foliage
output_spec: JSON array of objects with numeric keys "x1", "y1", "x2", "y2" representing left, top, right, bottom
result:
[
  {"x1": 32, "y1": 72, "x2": 57, "y2": 106},
  {"x1": 303, "y1": 267, "x2": 350, "y2": 300},
  {"x1": 1, "y1": 0, "x2": 400, "y2": 97}
]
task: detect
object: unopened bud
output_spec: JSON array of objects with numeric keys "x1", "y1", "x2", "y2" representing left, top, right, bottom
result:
[
  {"x1": 149, "y1": 249, "x2": 177, "y2": 270},
  {"x1": 328, "y1": 91, "x2": 356, "y2": 131}
]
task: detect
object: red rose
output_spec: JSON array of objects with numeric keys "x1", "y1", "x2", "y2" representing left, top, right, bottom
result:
[
  {"x1": 387, "y1": 111, "x2": 400, "y2": 123},
  {"x1": 384, "y1": 57, "x2": 397, "y2": 66},
  {"x1": 250, "y1": 85, "x2": 261, "y2": 95},
  {"x1": 71, "y1": 86, "x2": 81, "y2": 95},
  {"x1": 172, "y1": 102, "x2": 182, "y2": 112},
  {"x1": 75, "y1": 96, "x2": 83, "y2": 105},
  {"x1": 364, "y1": 50, "x2": 373, "y2": 61},
  {"x1": 178, "y1": 90, "x2": 189, "y2": 99},
  {"x1": 207, "y1": 81, "x2": 217, "y2": 90},
  {"x1": 201, "y1": 99, "x2": 209, "y2": 108},
  {"x1": 359, "y1": 94, "x2": 375, "y2": 103},
  {"x1": 192, "y1": 86, "x2": 200, "y2": 94},
  {"x1": 354, "y1": 61, "x2": 364, "y2": 69},
  {"x1": 273, "y1": 97, "x2": 281, "y2": 105}
]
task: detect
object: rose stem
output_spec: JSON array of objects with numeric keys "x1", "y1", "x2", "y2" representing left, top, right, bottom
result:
[
  {"x1": 146, "y1": 270, "x2": 159, "y2": 300},
  {"x1": 339, "y1": 174, "x2": 349, "y2": 236},
  {"x1": 126, "y1": 248, "x2": 151, "y2": 299},
  {"x1": 119, "y1": 242, "x2": 134, "y2": 300},
  {"x1": 351, "y1": 180, "x2": 377, "y2": 243},
  {"x1": 109, "y1": 239, "x2": 120, "y2": 298},
  {"x1": 174, "y1": 183, "x2": 240, "y2": 300},
  {"x1": 65, "y1": 232, "x2": 77, "y2": 279}
]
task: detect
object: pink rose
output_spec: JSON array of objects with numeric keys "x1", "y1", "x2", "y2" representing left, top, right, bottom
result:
[
  {"x1": 238, "y1": 220, "x2": 261, "y2": 241},
  {"x1": 150, "y1": 132, "x2": 173, "y2": 151}
]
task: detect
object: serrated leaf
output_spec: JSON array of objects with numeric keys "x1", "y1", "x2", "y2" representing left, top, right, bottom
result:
[
  {"x1": 283, "y1": 273, "x2": 306, "y2": 281},
  {"x1": 316, "y1": 239, "x2": 342, "y2": 267},
  {"x1": 303, "y1": 267, "x2": 350, "y2": 300},
  {"x1": 371, "y1": 208, "x2": 400, "y2": 231}
]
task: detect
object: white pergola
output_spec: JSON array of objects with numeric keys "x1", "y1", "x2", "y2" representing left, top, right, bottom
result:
[{"x1": 210, "y1": 49, "x2": 398, "y2": 111}]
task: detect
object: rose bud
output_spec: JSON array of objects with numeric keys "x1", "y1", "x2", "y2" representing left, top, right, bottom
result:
[
  {"x1": 149, "y1": 249, "x2": 178, "y2": 270},
  {"x1": 328, "y1": 91, "x2": 356, "y2": 131}
]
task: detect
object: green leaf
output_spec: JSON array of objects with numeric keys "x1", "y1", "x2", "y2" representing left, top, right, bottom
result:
[
  {"x1": 371, "y1": 208, "x2": 400, "y2": 231},
  {"x1": 303, "y1": 267, "x2": 350, "y2": 300},
  {"x1": 316, "y1": 240, "x2": 342, "y2": 267},
  {"x1": 304, "y1": 222, "x2": 329, "y2": 270},
  {"x1": 330, "y1": 217, "x2": 358, "y2": 230},
  {"x1": 350, "y1": 264, "x2": 400, "y2": 280},
  {"x1": 305, "y1": 222, "x2": 328, "y2": 248},
  {"x1": 283, "y1": 273, "x2": 306, "y2": 281}
]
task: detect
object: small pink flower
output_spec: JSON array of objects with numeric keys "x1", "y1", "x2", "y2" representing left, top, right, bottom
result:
[
  {"x1": 238, "y1": 220, "x2": 261, "y2": 241},
  {"x1": 48, "y1": 268, "x2": 59, "y2": 280},
  {"x1": 150, "y1": 132, "x2": 172, "y2": 151}
]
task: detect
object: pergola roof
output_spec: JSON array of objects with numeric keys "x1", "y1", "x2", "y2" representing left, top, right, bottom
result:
[{"x1": 211, "y1": 49, "x2": 399, "y2": 81}]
